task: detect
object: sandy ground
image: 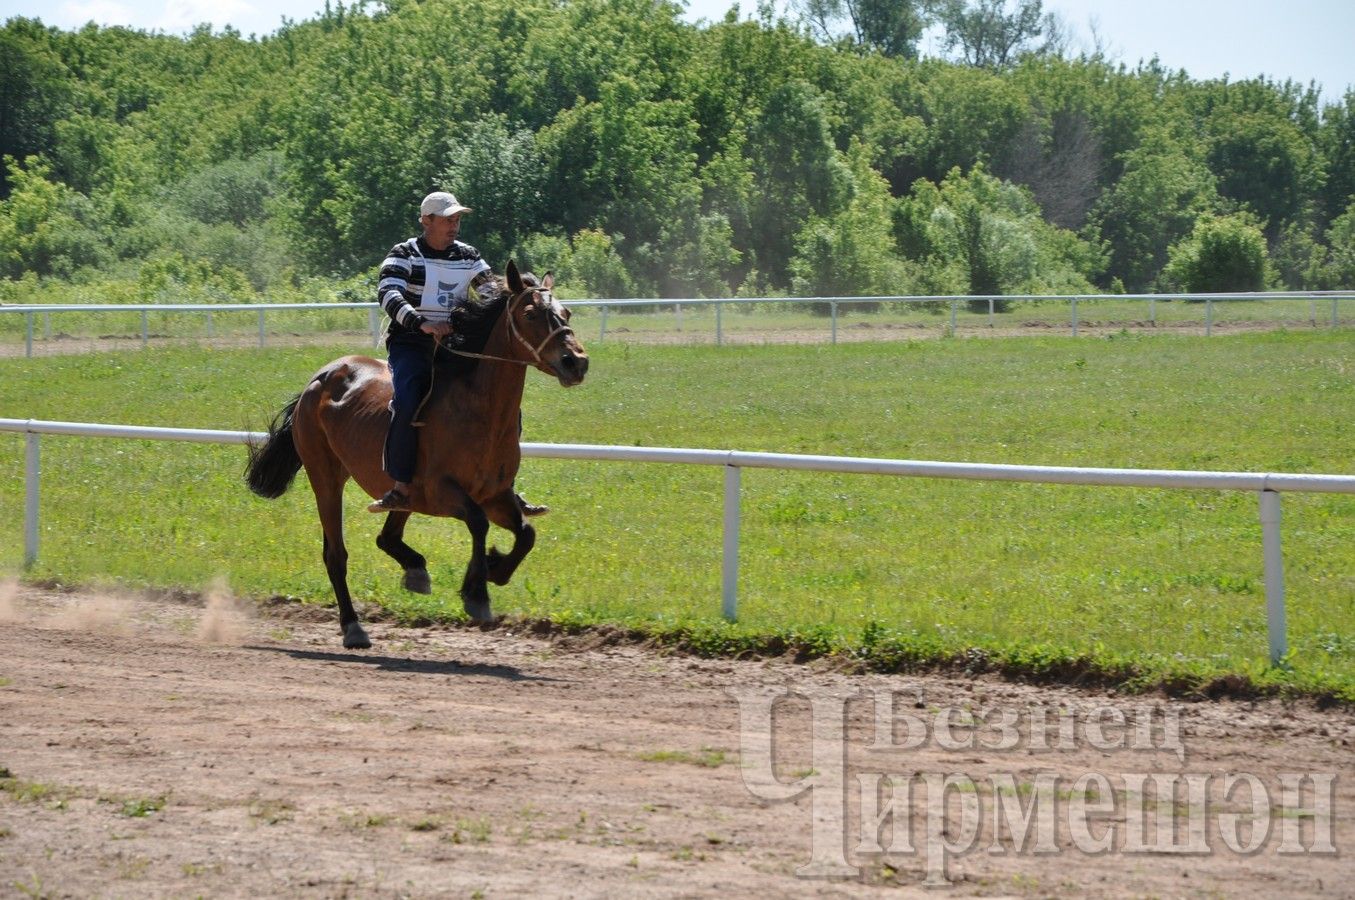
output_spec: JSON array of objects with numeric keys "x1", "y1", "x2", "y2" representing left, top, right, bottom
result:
[{"x1": 1, "y1": 582, "x2": 1352, "y2": 898}]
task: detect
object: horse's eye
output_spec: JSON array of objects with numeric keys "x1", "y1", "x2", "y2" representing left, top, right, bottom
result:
[{"x1": 522, "y1": 307, "x2": 540, "y2": 320}]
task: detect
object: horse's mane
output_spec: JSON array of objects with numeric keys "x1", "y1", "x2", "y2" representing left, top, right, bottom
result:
[{"x1": 437, "y1": 271, "x2": 540, "y2": 378}]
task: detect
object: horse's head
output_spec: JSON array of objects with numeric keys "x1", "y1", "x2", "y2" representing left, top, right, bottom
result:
[{"x1": 504, "y1": 259, "x2": 589, "y2": 387}]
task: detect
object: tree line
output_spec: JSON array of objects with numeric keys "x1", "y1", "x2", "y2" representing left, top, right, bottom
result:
[{"x1": 1, "y1": 0, "x2": 1353, "y2": 308}]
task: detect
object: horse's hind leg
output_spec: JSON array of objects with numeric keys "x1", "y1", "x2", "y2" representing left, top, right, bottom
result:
[
  {"x1": 481, "y1": 492, "x2": 536, "y2": 587},
  {"x1": 375, "y1": 512, "x2": 431, "y2": 594},
  {"x1": 311, "y1": 477, "x2": 371, "y2": 650}
]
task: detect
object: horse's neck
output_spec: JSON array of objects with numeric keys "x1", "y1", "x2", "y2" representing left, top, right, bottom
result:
[{"x1": 462, "y1": 311, "x2": 528, "y2": 432}]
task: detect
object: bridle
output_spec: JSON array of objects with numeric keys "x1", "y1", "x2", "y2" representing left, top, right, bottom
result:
[{"x1": 444, "y1": 285, "x2": 574, "y2": 367}]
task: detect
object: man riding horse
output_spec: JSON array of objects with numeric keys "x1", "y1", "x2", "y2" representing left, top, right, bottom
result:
[
  {"x1": 369, "y1": 190, "x2": 548, "y2": 517},
  {"x1": 245, "y1": 228, "x2": 588, "y2": 645}
]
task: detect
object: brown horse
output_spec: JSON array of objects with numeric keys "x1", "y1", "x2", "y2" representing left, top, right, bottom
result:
[{"x1": 244, "y1": 261, "x2": 588, "y2": 649}]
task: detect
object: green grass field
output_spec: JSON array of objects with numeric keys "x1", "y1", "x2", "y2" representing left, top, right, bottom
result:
[{"x1": 2, "y1": 331, "x2": 1352, "y2": 698}]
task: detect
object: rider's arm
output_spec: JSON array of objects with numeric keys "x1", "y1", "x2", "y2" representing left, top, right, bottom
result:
[
  {"x1": 468, "y1": 268, "x2": 498, "y2": 303},
  {"x1": 377, "y1": 243, "x2": 426, "y2": 331}
]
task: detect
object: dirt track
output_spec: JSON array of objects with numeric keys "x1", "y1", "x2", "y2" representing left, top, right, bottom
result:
[
  {"x1": 1, "y1": 582, "x2": 1352, "y2": 897},
  {"x1": 1, "y1": 316, "x2": 1342, "y2": 358}
]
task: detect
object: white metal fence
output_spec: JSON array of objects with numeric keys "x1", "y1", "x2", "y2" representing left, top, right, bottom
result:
[
  {"x1": 3, "y1": 291, "x2": 1353, "y2": 356},
  {"x1": 5, "y1": 416, "x2": 1354, "y2": 664}
]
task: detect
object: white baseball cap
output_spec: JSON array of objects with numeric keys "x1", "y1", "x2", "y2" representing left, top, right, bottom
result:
[{"x1": 419, "y1": 191, "x2": 471, "y2": 218}]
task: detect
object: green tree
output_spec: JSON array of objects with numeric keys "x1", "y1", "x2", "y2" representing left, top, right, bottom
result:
[
  {"x1": 900, "y1": 63, "x2": 1027, "y2": 187},
  {"x1": 536, "y1": 75, "x2": 703, "y2": 292},
  {"x1": 746, "y1": 80, "x2": 854, "y2": 288},
  {"x1": 901, "y1": 163, "x2": 1102, "y2": 308},
  {"x1": 931, "y1": 0, "x2": 1058, "y2": 70},
  {"x1": 1160, "y1": 213, "x2": 1269, "y2": 293},
  {"x1": 1318, "y1": 200, "x2": 1355, "y2": 289},
  {"x1": 566, "y1": 228, "x2": 638, "y2": 298},
  {"x1": 0, "y1": 155, "x2": 104, "y2": 278},
  {"x1": 164, "y1": 152, "x2": 284, "y2": 227},
  {"x1": 0, "y1": 20, "x2": 74, "y2": 198},
  {"x1": 794, "y1": 0, "x2": 929, "y2": 58},
  {"x1": 1206, "y1": 111, "x2": 1320, "y2": 238},
  {"x1": 1269, "y1": 221, "x2": 1326, "y2": 290},
  {"x1": 440, "y1": 117, "x2": 548, "y2": 266},
  {"x1": 1319, "y1": 89, "x2": 1355, "y2": 229},
  {"x1": 504, "y1": 0, "x2": 692, "y2": 130},
  {"x1": 789, "y1": 144, "x2": 908, "y2": 301},
  {"x1": 1088, "y1": 132, "x2": 1218, "y2": 291}
]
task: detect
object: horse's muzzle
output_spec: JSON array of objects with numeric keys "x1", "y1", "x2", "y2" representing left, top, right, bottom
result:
[{"x1": 554, "y1": 351, "x2": 589, "y2": 386}]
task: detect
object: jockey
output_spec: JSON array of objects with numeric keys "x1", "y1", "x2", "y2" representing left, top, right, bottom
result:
[{"x1": 368, "y1": 190, "x2": 548, "y2": 517}]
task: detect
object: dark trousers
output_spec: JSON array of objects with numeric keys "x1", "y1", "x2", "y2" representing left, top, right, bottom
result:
[{"x1": 383, "y1": 333, "x2": 435, "y2": 484}]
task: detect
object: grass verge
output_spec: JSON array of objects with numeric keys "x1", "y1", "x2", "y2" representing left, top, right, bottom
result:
[{"x1": 2, "y1": 331, "x2": 1352, "y2": 699}]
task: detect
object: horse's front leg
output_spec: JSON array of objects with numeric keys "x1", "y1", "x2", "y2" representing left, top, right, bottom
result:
[
  {"x1": 482, "y1": 491, "x2": 536, "y2": 587},
  {"x1": 442, "y1": 480, "x2": 493, "y2": 622}
]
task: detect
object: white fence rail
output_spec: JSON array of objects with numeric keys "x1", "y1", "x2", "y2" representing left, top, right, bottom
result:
[
  {"x1": 5, "y1": 417, "x2": 1355, "y2": 664},
  {"x1": 3, "y1": 292, "x2": 1353, "y2": 355}
]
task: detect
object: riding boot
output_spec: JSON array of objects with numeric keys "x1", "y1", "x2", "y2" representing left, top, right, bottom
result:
[{"x1": 516, "y1": 493, "x2": 550, "y2": 517}]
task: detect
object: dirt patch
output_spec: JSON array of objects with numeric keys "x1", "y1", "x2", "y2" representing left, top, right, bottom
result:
[
  {"x1": 1, "y1": 583, "x2": 1351, "y2": 896},
  {"x1": 0, "y1": 330, "x2": 383, "y2": 359}
]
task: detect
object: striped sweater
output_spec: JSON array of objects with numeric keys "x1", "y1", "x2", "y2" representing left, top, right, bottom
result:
[{"x1": 377, "y1": 236, "x2": 493, "y2": 334}]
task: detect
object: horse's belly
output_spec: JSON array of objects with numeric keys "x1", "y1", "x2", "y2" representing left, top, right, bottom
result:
[{"x1": 434, "y1": 434, "x2": 522, "y2": 506}]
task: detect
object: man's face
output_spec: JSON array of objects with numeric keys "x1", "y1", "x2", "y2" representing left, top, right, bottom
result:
[{"x1": 421, "y1": 213, "x2": 462, "y2": 248}]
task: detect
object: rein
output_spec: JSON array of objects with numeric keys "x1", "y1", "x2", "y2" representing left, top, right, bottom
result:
[
  {"x1": 442, "y1": 287, "x2": 573, "y2": 367},
  {"x1": 413, "y1": 284, "x2": 573, "y2": 426}
]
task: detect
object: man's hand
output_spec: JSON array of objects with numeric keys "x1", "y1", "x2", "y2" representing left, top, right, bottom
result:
[{"x1": 420, "y1": 320, "x2": 453, "y2": 338}]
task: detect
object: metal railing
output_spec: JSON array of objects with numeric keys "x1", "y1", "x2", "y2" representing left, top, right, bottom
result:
[
  {"x1": 5, "y1": 416, "x2": 1354, "y2": 664},
  {"x1": 3, "y1": 292, "x2": 1353, "y2": 356},
  {"x1": 580, "y1": 291, "x2": 1355, "y2": 343}
]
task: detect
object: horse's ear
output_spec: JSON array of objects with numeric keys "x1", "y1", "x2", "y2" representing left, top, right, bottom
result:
[
  {"x1": 542, "y1": 271, "x2": 554, "y2": 291},
  {"x1": 506, "y1": 259, "x2": 523, "y2": 293}
]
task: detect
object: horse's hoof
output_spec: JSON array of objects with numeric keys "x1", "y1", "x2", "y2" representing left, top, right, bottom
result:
[
  {"x1": 402, "y1": 567, "x2": 432, "y2": 594},
  {"x1": 462, "y1": 596, "x2": 493, "y2": 624},
  {"x1": 485, "y1": 548, "x2": 510, "y2": 586},
  {"x1": 343, "y1": 622, "x2": 372, "y2": 650}
]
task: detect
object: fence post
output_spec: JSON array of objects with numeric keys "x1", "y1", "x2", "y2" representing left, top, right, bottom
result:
[
  {"x1": 722, "y1": 464, "x2": 740, "y2": 622},
  {"x1": 716, "y1": 302, "x2": 723, "y2": 347},
  {"x1": 1333, "y1": 299, "x2": 1340, "y2": 329},
  {"x1": 25, "y1": 312, "x2": 33, "y2": 358},
  {"x1": 1258, "y1": 490, "x2": 1287, "y2": 665},
  {"x1": 831, "y1": 301, "x2": 838, "y2": 345},
  {"x1": 257, "y1": 309, "x2": 267, "y2": 348},
  {"x1": 25, "y1": 432, "x2": 40, "y2": 568},
  {"x1": 1149, "y1": 297, "x2": 1156, "y2": 326},
  {"x1": 988, "y1": 297, "x2": 994, "y2": 328},
  {"x1": 676, "y1": 302, "x2": 683, "y2": 333},
  {"x1": 599, "y1": 305, "x2": 609, "y2": 342},
  {"x1": 1206, "y1": 298, "x2": 1213, "y2": 336},
  {"x1": 1071, "y1": 297, "x2": 1078, "y2": 337},
  {"x1": 141, "y1": 309, "x2": 149, "y2": 348},
  {"x1": 370, "y1": 308, "x2": 380, "y2": 347},
  {"x1": 949, "y1": 299, "x2": 957, "y2": 336}
]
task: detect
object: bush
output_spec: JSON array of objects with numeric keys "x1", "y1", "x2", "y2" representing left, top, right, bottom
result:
[{"x1": 1161, "y1": 213, "x2": 1269, "y2": 294}]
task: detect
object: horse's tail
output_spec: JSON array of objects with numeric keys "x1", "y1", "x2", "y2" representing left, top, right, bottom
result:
[{"x1": 245, "y1": 395, "x2": 303, "y2": 499}]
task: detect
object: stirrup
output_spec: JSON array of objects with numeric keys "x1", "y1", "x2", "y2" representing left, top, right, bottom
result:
[{"x1": 368, "y1": 488, "x2": 412, "y2": 513}]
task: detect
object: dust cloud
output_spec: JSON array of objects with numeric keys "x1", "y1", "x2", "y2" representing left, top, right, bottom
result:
[
  {"x1": 197, "y1": 577, "x2": 249, "y2": 644},
  {"x1": 0, "y1": 578, "x2": 20, "y2": 623}
]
